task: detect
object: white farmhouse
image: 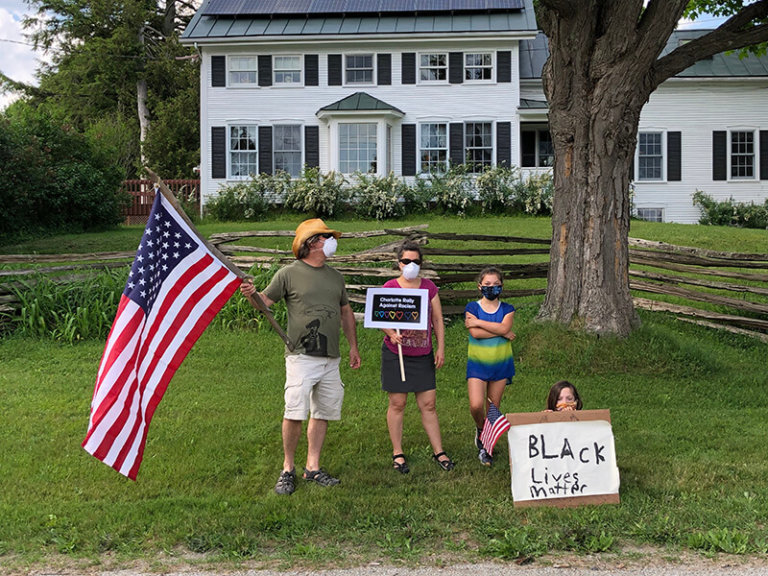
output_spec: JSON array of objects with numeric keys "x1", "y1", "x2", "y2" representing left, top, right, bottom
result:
[{"x1": 181, "y1": 0, "x2": 768, "y2": 224}]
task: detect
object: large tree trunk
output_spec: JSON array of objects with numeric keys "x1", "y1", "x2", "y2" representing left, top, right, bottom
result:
[{"x1": 534, "y1": 1, "x2": 681, "y2": 337}]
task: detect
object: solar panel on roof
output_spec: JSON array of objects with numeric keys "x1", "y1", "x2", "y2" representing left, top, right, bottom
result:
[
  {"x1": 201, "y1": 0, "x2": 523, "y2": 16},
  {"x1": 277, "y1": 0, "x2": 313, "y2": 12},
  {"x1": 309, "y1": 0, "x2": 344, "y2": 13},
  {"x1": 348, "y1": 0, "x2": 374, "y2": 12}
]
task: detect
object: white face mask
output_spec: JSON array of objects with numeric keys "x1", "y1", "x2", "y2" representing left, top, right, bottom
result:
[
  {"x1": 322, "y1": 236, "x2": 337, "y2": 258},
  {"x1": 402, "y1": 262, "x2": 420, "y2": 280}
]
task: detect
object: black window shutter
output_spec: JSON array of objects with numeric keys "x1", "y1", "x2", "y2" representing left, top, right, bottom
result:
[
  {"x1": 667, "y1": 131, "x2": 681, "y2": 181},
  {"x1": 760, "y1": 131, "x2": 768, "y2": 180},
  {"x1": 305, "y1": 126, "x2": 320, "y2": 169},
  {"x1": 305, "y1": 54, "x2": 319, "y2": 86},
  {"x1": 449, "y1": 52, "x2": 463, "y2": 84},
  {"x1": 258, "y1": 55, "x2": 272, "y2": 87},
  {"x1": 713, "y1": 131, "x2": 727, "y2": 181},
  {"x1": 497, "y1": 51, "x2": 511, "y2": 83},
  {"x1": 328, "y1": 54, "x2": 342, "y2": 86},
  {"x1": 496, "y1": 122, "x2": 511, "y2": 166},
  {"x1": 211, "y1": 56, "x2": 226, "y2": 87},
  {"x1": 377, "y1": 53, "x2": 392, "y2": 85},
  {"x1": 402, "y1": 53, "x2": 416, "y2": 85},
  {"x1": 211, "y1": 126, "x2": 227, "y2": 178},
  {"x1": 450, "y1": 123, "x2": 464, "y2": 166},
  {"x1": 629, "y1": 156, "x2": 634, "y2": 181},
  {"x1": 259, "y1": 126, "x2": 273, "y2": 175},
  {"x1": 521, "y1": 131, "x2": 536, "y2": 167},
  {"x1": 402, "y1": 124, "x2": 417, "y2": 176}
]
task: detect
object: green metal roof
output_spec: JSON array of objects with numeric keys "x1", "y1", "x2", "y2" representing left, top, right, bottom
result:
[
  {"x1": 182, "y1": 0, "x2": 537, "y2": 41},
  {"x1": 519, "y1": 30, "x2": 768, "y2": 80},
  {"x1": 317, "y1": 92, "x2": 405, "y2": 115}
]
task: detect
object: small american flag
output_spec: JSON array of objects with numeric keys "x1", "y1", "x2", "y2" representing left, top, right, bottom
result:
[
  {"x1": 82, "y1": 190, "x2": 240, "y2": 480},
  {"x1": 480, "y1": 400, "x2": 511, "y2": 456}
]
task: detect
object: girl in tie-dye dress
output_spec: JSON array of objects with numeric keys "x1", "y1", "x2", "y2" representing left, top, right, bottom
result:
[{"x1": 464, "y1": 267, "x2": 516, "y2": 467}]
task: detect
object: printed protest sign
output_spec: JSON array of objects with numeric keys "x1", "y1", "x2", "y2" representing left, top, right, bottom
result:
[
  {"x1": 507, "y1": 410, "x2": 620, "y2": 508},
  {"x1": 364, "y1": 288, "x2": 429, "y2": 331}
]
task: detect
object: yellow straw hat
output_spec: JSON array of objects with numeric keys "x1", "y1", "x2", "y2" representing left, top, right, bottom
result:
[{"x1": 292, "y1": 218, "x2": 341, "y2": 258}]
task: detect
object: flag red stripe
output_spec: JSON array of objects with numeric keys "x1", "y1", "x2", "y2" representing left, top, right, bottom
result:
[
  {"x1": 109, "y1": 255, "x2": 224, "y2": 473},
  {"x1": 125, "y1": 274, "x2": 239, "y2": 479},
  {"x1": 111, "y1": 262, "x2": 234, "y2": 475},
  {"x1": 85, "y1": 297, "x2": 145, "y2": 439}
]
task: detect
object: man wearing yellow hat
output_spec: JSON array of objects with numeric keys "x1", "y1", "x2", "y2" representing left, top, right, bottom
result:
[{"x1": 241, "y1": 218, "x2": 361, "y2": 495}]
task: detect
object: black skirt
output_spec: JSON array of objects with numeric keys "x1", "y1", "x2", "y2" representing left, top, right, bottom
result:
[{"x1": 381, "y1": 343, "x2": 436, "y2": 393}]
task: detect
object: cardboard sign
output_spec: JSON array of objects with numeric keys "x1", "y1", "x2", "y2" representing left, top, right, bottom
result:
[
  {"x1": 507, "y1": 410, "x2": 620, "y2": 508},
  {"x1": 363, "y1": 288, "x2": 429, "y2": 331}
]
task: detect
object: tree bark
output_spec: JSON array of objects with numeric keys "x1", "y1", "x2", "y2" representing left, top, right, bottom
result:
[
  {"x1": 534, "y1": 0, "x2": 768, "y2": 336},
  {"x1": 534, "y1": 0, "x2": 687, "y2": 336}
]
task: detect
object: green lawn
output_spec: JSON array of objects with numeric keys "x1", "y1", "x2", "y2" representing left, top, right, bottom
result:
[{"x1": 1, "y1": 216, "x2": 767, "y2": 572}]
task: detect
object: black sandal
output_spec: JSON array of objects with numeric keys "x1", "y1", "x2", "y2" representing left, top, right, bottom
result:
[
  {"x1": 392, "y1": 453, "x2": 410, "y2": 474},
  {"x1": 432, "y1": 451, "x2": 455, "y2": 471}
]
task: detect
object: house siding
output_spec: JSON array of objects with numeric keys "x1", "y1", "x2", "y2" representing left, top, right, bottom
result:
[
  {"x1": 198, "y1": 40, "x2": 522, "y2": 204},
  {"x1": 633, "y1": 80, "x2": 768, "y2": 224}
]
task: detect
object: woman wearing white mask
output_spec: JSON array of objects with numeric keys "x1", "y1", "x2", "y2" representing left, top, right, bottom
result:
[{"x1": 380, "y1": 241, "x2": 453, "y2": 474}]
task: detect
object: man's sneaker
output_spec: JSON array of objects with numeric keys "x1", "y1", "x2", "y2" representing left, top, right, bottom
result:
[
  {"x1": 303, "y1": 468, "x2": 340, "y2": 486},
  {"x1": 478, "y1": 448, "x2": 493, "y2": 467},
  {"x1": 274, "y1": 469, "x2": 296, "y2": 495},
  {"x1": 474, "y1": 428, "x2": 484, "y2": 451}
]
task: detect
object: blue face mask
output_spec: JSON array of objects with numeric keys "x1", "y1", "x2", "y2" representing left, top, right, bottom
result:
[{"x1": 480, "y1": 285, "x2": 503, "y2": 300}]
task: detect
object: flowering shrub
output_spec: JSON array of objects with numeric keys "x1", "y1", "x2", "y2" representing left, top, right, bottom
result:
[
  {"x1": 693, "y1": 190, "x2": 768, "y2": 228},
  {"x1": 203, "y1": 164, "x2": 555, "y2": 221},
  {"x1": 350, "y1": 172, "x2": 410, "y2": 220},
  {"x1": 475, "y1": 165, "x2": 520, "y2": 214},
  {"x1": 424, "y1": 164, "x2": 475, "y2": 216},
  {"x1": 285, "y1": 167, "x2": 348, "y2": 218},
  {"x1": 514, "y1": 172, "x2": 554, "y2": 215},
  {"x1": 205, "y1": 173, "x2": 275, "y2": 221}
]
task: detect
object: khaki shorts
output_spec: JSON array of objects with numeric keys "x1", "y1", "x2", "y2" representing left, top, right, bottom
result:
[{"x1": 284, "y1": 355, "x2": 344, "y2": 421}]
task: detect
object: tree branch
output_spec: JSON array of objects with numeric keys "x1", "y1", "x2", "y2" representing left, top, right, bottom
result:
[
  {"x1": 653, "y1": 1, "x2": 768, "y2": 87},
  {"x1": 633, "y1": 0, "x2": 688, "y2": 65},
  {"x1": 535, "y1": 0, "x2": 581, "y2": 18}
]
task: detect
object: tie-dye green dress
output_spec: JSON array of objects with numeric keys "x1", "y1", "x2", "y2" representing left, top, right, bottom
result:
[{"x1": 465, "y1": 300, "x2": 516, "y2": 382}]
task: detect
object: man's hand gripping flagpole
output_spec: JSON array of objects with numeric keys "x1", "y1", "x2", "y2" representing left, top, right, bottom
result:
[{"x1": 240, "y1": 278, "x2": 295, "y2": 352}]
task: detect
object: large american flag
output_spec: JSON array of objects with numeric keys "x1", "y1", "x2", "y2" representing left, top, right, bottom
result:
[
  {"x1": 82, "y1": 191, "x2": 241, "y2": 480},
  {"x1": 480, "y1": 400, "x2": 511, "y2": 456}
]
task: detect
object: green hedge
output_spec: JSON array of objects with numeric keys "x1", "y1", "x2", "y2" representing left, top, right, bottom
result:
[{"x1": 0, "y1": 106, "x2": 127, "y2": 244}]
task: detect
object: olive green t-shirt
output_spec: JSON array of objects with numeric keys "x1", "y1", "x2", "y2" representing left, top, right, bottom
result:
[{"x1": 263, "y1": 260, "x2": 349, "y2": 357}]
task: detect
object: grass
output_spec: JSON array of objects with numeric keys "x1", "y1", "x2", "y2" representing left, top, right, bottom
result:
[{"x1": 1, "y1": 216, "x2": 768, "y2": 572}]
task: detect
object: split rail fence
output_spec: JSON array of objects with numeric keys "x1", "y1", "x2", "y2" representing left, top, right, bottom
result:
[{"x1": 2, "y1": 226, "x2": 767, "y2": 341}]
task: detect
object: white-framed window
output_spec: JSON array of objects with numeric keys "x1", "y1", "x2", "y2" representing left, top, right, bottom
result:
[
  {"x1": 635, "y1": 207, "x2": 664, "y2": 222},
  {"x1": 345, "y1": 54, "x2": 374, "y2": 84},
  {"x1": 419, "y1": 53, "x2": 447, "y2": 82},
  {"x1": 274, "y1": 125, "x2": 302, "y2": 177},
  {"x1": 465, "y1": 122, "x2": 493, "y2": 173},
  {"x1": 730, "y1": 130, "x2": 755, "y2": 179},
  {"x1": 638, "y1": 131, "x2": 664, "y2": 181},
  {"x1": 229, "y1": 125, "x2": 258, "y2": 178},
  {"x1": 274, "y1": 55, "x2": 301, "y2": 85},
  {"x1": 521, "y1": 127, "x2": 554, "y2": 168},
  {"x1": 228, "y1": 56, "x2": 258, "y2": 86},
  {"x1": 465, "y1": 52, "x2": 493, "y2": 81},
  {"x1": 419, "y1": 123, "x2": 448, "y2": 174},
  {"x1": 339, "y1": 123, "x2": 377, "y2": 174}
]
